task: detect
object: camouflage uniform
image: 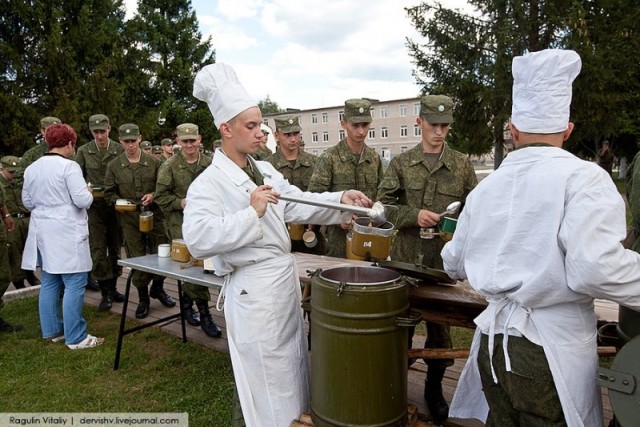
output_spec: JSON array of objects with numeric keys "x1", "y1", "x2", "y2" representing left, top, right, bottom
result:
[
  {"x1": 252, "y1": 145, "x2": 273, "y2": 161},
  {"x1": 104, "y1": 151, "x2": 168, "y2": 289},
  {"x1": 0, "y1": 166, "x2": 31, "y2": 286},
  {"x1": 266, "y1": 149, "x2": 325, "y2": 253},
  {"x1": 19, "y1": 143, "x2": 48, "y2": 172},
  {"x1": 155, "y1": 152, "x2": 212, "y2": 301},
  {"x1": 307, "y1": 139, "x2": 383, "y2": 257},
  {"x1": 75, "y1": 138, "x2": 124, "y2": 285}
]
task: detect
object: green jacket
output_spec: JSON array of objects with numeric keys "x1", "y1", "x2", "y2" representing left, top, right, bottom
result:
[
  {"x1": 376, "y1": 143, "x2": 477, "y2": 266},
  {"x1": 155, "y1": 153, "x2": 212, "y2": 239},
  {"x1": 307, "y1": 139, "x2": 383, "y2": 200},
  {"x1": 104, "y1": 152, "x2": 162, "y2": 208},
  {"x1": 265, "y1": 150, "x2": 317, "y2": 191},
  {"x1": 75, "y1": 139, "x2": 124, "y2": 187},
  {"x1": 0, "y1": 174, "x2": 28, "y2": 216}
]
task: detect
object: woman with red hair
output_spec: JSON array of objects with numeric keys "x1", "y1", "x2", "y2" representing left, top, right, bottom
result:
[{"x1": 22, "y1": 123, "x2": 104, "y2": 349}]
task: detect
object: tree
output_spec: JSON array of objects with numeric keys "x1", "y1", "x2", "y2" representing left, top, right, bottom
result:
[
  {"x1": 124, "y1": 0, "x2": 216, "y2": 144},
  {"x1": 258, "y1": 95, "x2": 281, "y2": 115},
  {"x1": 405, "y1": 0, "x2": 640, "y2": 166},
  {"x1": 0, "y1": 0, "x2": 126, "y2": 154}
]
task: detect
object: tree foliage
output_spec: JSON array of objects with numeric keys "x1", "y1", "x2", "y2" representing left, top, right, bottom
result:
[
  {"x1": 258, "y1": 95, "x2": 281, "y2": 115},
  {"x1": 406, "y1": 0, "x2": 640, "y2": 165},
  {"x1": 0, "y1": 0, "x2": 217, "y2": 155}
]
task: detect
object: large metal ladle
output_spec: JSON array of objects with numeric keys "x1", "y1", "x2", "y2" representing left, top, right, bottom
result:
[{"x1": 278, "y1": 194, "x2": 387, "y2": 226}]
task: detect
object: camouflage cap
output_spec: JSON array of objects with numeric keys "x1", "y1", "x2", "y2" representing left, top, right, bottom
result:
[
  {"x1": 152, "y1": 145, "x2": 162, "y2": 154},
  {"x1": 41, "y1": 116, "x2": 62, "y2": 129},
  {"x1": 88, "y1": 114, "x2": 110, "y2": 131},
  {"x1": 343, "y1": 99, "x2": 372, "y2": 123},
  {"x1": 420, "y1": 95, "x2": 454, "y2": 124},
  {"x1": 140, "y1": 140, "x2": 152, "y2": 149},
  {"x1": 1, "y1": 156, "x2": 21, "y2": 172},
  {"x1": 161, "y1": 138, "x2": 173, "y2": 146},
  {"x1": 118, "y1": 123, "x2": 140, "y2": 140},
  {"x1": 176, "y1": 123, "x2": 199, "y2": 141},
  {"x1": 173, "y1": 145, "x2": 182, "y2": 154},
  {"x1": 275, "y1": 115, "x2": 302, "y2": 133}
]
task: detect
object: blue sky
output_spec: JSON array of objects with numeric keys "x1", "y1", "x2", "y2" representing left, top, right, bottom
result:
[{"x1": 125, "y1": 0, "x2": 472, "y2": 110}]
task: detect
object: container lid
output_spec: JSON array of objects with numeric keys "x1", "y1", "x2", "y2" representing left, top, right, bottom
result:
[
  {"x1": 376, "y1": 260, "x2": 455, "y2": 285},
  {"x1": 606, "y1": 335, "x2": 640, "y2": 425}
]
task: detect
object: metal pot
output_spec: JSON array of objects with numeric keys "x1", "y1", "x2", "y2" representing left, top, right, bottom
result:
[
  {"x1": 350, "y1": 217, "x2": 394, "y2": 260},
  {"x1": 617, "y1": 306, "x2": 640, "y2": 342},
  {"x1": 310, "y1": 266, "x2": 420, "y2": 427}
]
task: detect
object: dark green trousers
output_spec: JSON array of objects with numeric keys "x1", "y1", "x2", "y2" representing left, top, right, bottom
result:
[{"x1": 478, "y1": 334, "x2": 566, "y2": 427}]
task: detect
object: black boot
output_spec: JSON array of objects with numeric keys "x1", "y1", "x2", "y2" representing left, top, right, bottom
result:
[
  {"x1": 109, "y1": 278, "x2": 125, "y2": 303},
  {"x1": 12, "y1": 280, "x2": 25, "y2": 289},
  {"x1": 0, "y1": 316, "x2": 24, "y2": 332},
  {"x1": 149, "y1": 279, "x2": 176, "y2": 307},
  {"x1": 180, "y1": 294, "x2": 200, "y2": 326},
  {"x1": 424, "y1": 367, "x2": 449, "y2": 424},
  {"x1": 98, "y1": 280, "x2": 113, "y2": 311},
  {"x1": 135, "y1": 286, "x2": 151, "y2": 319},
  {"x1": 86, "y1": 273, "x2": 100, "y2": 292},
  {"x1": 25, "y1": 270, "x2": 40, "y2": 287},
  {"x1": 195, "y1": 299, "x2": 222, "y2": 338}
]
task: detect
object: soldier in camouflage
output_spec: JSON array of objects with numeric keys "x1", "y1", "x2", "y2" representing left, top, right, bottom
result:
[
  {"x1": 251, "y1": 125, "x2": 274, "y2": 161},
  {"x1": 0, "y1": 156, "x2": 39, "y2": 289},
  {"x1": 307, "y1": 98, "x2": 383, "y2": 258},
  {"x1": 377, "y1": 95, "x2": 477, "y2": 424},
  {"x1": 155, "y1": 123, "x2": 221, "y2": 338},
  {"x1": 18, "y1": 116, "x2": 62, "y2": 175},
  {"x1": 0, "y1": 183, "x2": 22, "y2": 332},
  {"x1": 104, "y1": 123, "x2": 175, "y2": 319},
  {"x1": 266, "y1": 114, "x2": 324, "y2": 254},
  {"x1": 75, "y1": 114, "x2": 126, "y2": 311},
  {"x1": 160, "y1": 138, "x2": 173, "y2": 162}
]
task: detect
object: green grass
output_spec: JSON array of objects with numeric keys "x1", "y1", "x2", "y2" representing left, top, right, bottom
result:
[{"x1": 0, "y1": 297, "x2": 235, "y2": 426}]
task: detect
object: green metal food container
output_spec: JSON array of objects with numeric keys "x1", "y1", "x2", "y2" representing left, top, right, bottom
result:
[{"x1": 310, "y1": 266, "x2": 413, "y2": 427}]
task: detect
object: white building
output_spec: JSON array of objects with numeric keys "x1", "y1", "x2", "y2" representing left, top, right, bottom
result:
[{"x1": 262, "y1": 97, "x2": 423, "y2": 165}]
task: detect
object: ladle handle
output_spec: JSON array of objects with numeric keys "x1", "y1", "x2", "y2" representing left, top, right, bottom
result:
[{"x1": 278, "y1": 194, "x2": 373, "y2": 217}]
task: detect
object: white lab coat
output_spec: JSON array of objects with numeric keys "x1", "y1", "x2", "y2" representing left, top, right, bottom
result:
[
  {"x1": 22, "y1": 154, "x2": 93, "y2": 273},
  {"x1": 183, "y1": 151, "x2": 351, "y2": 427},
  {"x1": 441, "y1": 146, "x2": 640, "y2": 427}
]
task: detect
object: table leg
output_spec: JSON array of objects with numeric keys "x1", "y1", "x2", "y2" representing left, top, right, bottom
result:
[
  {"x1": 177, "y1": 280, "x2": 187, "y2": 343},
  {"x1": 114, "y1": 269, "x2": 134, "y2": 370}
]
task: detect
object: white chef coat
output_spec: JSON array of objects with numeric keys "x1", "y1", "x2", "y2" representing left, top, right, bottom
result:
[
  {"x1": 441, "y1": 146, "x2": 640, "y2": 426},
  {"x1": 183, "y1": 151, "x2": 351, "y2": 427},
  {"x1": 22, "y1": 153, "x2": 93, "y2": 274}
]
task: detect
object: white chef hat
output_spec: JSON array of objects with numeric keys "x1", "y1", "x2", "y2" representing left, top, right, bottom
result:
[
  {"x1": 511, "y1": 49, "x2": 581, "y2": 134},
  {"x1": 193, "y1": 63, "x2": 256, "y2": 129}
]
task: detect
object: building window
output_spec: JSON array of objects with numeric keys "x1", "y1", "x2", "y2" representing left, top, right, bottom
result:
[
  {"x1": 413, "y1": 103, "x2": 420, "y2": 115},
  {"x1": 401, "y1": 146, "x2": 408, "y2": 153},
  {"x1": 339, "y1": 130, "x2": 345, "y2": 140},
  {"x1": 323, "y1": 131, "x2": 329, "y2": 142},
  {"x1": 381, "y1": 148, "x2": 391, "y2": 161},
  {"x1": 399, "y1": 105, "x2": 407, "y2": 117},
  {"x1": 400, "y1": 125, "x2": 408, "y2": 137},
  {"x1": 322, "y1": 112, "x2": 329, "y2": 123},
  {"x1": 312, "y1": 132, "x2": 318, "y2": 143},
  {"x1": 414, "y1": 125, "x2": 421, "y2": 137},
  {"x1": 381, "y1": 127, "x2": 388, "y2": 138},
  {"x1": 380, "y1": 106, "x2": 388, "y2": 118},
  {"x1": 311, "y1": 113, "x2": 318, "y2": 124},
  {"x1": 369, "y1": 128, "x2": 376, "y2": 139},
  {"x1": 339, "y1": 111, "x2": 345, "y2": 121}
]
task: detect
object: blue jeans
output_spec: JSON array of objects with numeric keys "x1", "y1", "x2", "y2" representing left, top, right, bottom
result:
[{"x1": 39, "y1": 270, "x2": 88, "y2": 345}]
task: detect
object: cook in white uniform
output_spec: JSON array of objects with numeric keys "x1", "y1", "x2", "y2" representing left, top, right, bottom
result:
[
  {"x1": 441, "y1": 49, "x2": 640, "y2": 426},
  {"x1": 183, "y1": 63, "x2": 373, "y2": 427}
]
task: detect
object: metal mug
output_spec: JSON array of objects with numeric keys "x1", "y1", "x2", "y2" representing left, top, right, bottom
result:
[{"x1": 303, "y1": 230, "x2": 318, "y2": 248}]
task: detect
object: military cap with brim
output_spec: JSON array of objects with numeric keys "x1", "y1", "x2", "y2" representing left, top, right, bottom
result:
[
  {"x1": 420, "y1": 95, "x2": 454, "y2": 124},
  {"x1": 275, "y1": 115, "x2": 302, "y2": 133},
  {"x1": 344, "y1": 99, "x2": 372, "y2": 123},
  {"x1": 152, "y1": 145, "x2": 162, "y2": 154},
  {"x1": 1, "y1": 156, "x2": 21, "y2": 172},
  {"x1": 161, "y1": 138, "x2": 173, "y2": 146},
  {"x1": 118, "y1": 123, "x2": 140, "y2": 140},
  {"x1": 176, "y1": 123, "x2": 199, "y2": 141},
  {"x1": 89, "y1": 114, "x2": 110, "y2": 131},
  {"x1": 41, "y1": 116, "x2": 62, "y2": 129},
  {"x1": 140, "y1": 140, "x2": 152, "y2": 149}
]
